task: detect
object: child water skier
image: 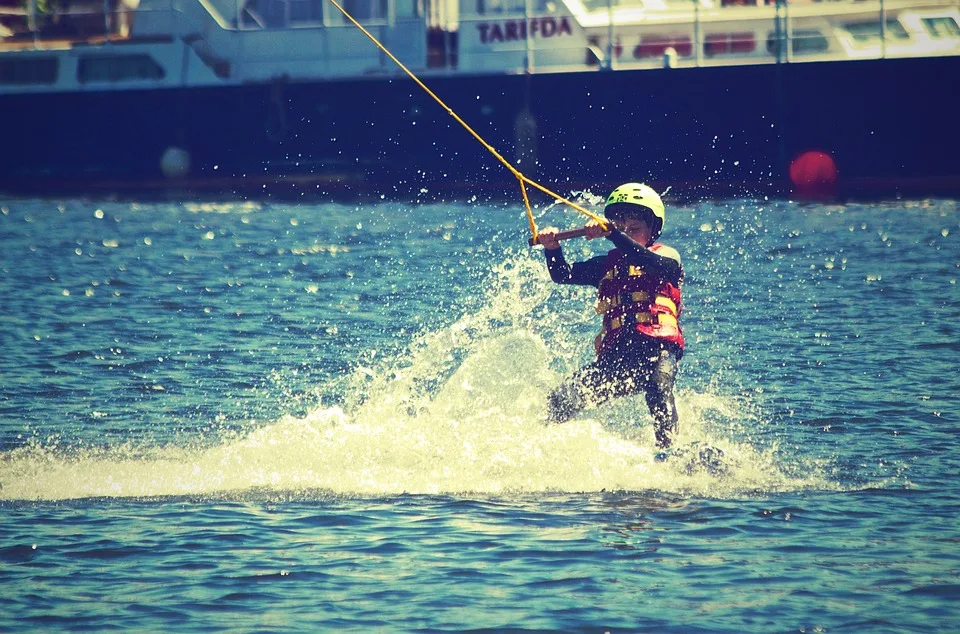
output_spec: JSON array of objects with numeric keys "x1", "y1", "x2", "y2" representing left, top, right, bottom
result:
[{"x1": 538, "y1": 183, "x2": 684, "y2": 450}]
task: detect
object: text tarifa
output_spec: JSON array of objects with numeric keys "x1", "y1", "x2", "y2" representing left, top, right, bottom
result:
[{"x1": 476, "y1": 17, "x2": 574, "y2": 44}]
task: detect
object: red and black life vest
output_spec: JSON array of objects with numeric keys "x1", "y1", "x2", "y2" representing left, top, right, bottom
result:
[{"x1": 593, "y1": 245, "x2": 684, "y2": 357}]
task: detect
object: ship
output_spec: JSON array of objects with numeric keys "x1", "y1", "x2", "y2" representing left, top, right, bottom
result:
[{"x1": 2, "y1": 0, "x2": 959, "y2": 200}]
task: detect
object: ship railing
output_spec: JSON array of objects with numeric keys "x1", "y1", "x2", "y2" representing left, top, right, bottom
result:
[
  {"x1": 2, "y1": 0, "x2": 957, "y2": 76},
  {"x1": 0, "y1": 0, "x2": 265, "y2": 44},
  {"x1": 0, "y1": 0, "x2": 421, "y2": 42},
  {"x1": 0, "y1": 0, "x2": 152, "y2": 46},
  {"x1": 457, "y1": 0, "x2": 960, "y2": 73},
  {"x1": 0, "y1": 0, "x2": 432, "y2": 81}
]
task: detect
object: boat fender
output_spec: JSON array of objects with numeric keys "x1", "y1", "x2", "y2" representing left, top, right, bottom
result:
[
  {"x1": 789, "y1": 150, "x2": 838, "y2": 200},
  {"x1": 160, "y1": 147, "x2": 191, "y2": 179}
]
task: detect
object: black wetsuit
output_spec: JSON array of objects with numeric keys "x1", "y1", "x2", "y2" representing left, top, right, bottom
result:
[{"x1": 544, "y1": 229, "x2": 683, "y2": 449}]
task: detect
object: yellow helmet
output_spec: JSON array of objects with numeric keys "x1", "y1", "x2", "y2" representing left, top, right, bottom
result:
[{"x1": 604, "y1": 183, "x2": 665, "y2": 240}]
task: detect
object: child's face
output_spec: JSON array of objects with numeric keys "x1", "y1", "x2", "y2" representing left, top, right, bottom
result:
[{"x1": 619, "y1": 217, "x2": 654, "y2": 245}]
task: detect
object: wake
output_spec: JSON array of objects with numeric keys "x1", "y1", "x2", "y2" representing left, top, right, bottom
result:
[{"x1": 0, "y1": 253, "x2": 831, "y2": 501}]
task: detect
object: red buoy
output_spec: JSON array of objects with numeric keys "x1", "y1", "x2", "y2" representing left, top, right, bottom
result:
[{"x1": 789, "y1": 150, "x2": 838, "y2": 200}]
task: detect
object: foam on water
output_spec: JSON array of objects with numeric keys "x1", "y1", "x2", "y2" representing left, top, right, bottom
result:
[{"x1": 0, "y1": 252, "x2": 834, "y2": 501}]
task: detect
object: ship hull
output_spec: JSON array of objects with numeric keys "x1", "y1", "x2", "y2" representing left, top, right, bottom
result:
[{"x1": 4, "y1": 54, "x2": 959, "y2": 200}]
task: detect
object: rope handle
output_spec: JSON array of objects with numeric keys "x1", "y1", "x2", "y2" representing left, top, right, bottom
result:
[
  {"x1": 527, "y1": 227, "x2": 592, "y2": 246},
  {"x1": 324, "y1": 0, "x2": 608, "y2": 243}
]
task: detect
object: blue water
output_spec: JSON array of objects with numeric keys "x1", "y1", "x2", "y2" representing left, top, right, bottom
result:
[{"x1": 1, "y1": 195, "x2": 958, "y2": 632}]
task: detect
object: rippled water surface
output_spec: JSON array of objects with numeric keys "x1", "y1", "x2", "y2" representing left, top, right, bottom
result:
[{"x1": 1, "y1": 195, "x2": 958, "y2": 632}]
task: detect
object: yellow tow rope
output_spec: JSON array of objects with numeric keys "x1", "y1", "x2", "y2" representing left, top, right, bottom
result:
[{"x1": 325, "y1": 0, "x2": 608, "y2": 243}]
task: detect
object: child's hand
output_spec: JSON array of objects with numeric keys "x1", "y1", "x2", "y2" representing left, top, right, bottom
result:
[
  {"x1": 584, "y1": 220, "x2": 611, "y2": 240},
  {"x1": 538, "y1": 227, "x2": 561, "y2": 250}
]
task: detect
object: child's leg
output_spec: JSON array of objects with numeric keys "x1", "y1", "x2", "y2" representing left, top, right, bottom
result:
[
  {"x1": 644, "y1": 349, "x2": 679, "y2": 448},
  {"x1": 547, "y1": 357, "x2": 637, "y2": 423},
  {"x1": 547, "y1": 362, "x2": 604, "y2": 423}
]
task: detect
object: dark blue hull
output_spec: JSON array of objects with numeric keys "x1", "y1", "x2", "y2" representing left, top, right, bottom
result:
[{"x1": 4, "y1": 54, "x2": 959, "y2": 200}]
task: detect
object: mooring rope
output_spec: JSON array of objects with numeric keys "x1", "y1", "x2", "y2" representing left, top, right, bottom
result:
[{"x1": 324, "y1": 0, "x2": 608, "y2": 243}]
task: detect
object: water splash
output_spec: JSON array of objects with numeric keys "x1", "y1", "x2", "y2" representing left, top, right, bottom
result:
[{"x1": 0, "y1": 252, "x2": 831, "y2": 501}]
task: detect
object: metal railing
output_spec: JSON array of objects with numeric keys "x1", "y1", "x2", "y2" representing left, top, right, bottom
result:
[
  {"x1": 456, "y1": 0, "x2": 960, "y2": 73},
  {"x1": 2, "y1": 0, "x2": 958, "y2": 73}
]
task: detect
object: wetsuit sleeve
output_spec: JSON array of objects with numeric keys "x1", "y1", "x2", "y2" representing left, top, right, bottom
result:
[
  {"x1": 544, "y1": 248, "x2": 608, "y2": 286},
  {"x1": 605, "y1": 229, "x2": 682, "y2": 283}
]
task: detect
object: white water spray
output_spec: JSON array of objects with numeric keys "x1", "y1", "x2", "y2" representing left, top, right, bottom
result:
[{"x1": 0, "y1": 252, "x2": 829, "y2": 500}]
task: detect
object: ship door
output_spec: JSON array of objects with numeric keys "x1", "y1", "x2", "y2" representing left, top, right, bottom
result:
[
  {"x1": 425, "y1": 0, "x2": 458, "y2": 68},
  {"x1": 427, "y1": 27, "x2": 459, "y2": 68}
]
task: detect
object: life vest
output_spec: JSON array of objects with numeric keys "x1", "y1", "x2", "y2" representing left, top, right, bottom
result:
[{"x1": 593, "y1": 244, "x2": 684, "y2": 357}]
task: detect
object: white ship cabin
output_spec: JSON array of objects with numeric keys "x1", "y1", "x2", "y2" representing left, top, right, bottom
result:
[
  {"x1": 1, "y1": 0, "x2": 959, "y2": 91},
  {"x1": 456, "y1": 0, "x2": 960, "y2": 71}
]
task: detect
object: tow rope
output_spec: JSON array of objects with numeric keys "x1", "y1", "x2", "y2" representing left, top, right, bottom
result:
[{"x1": 325, "y1": 0, "x2": 608, "y2": 244}]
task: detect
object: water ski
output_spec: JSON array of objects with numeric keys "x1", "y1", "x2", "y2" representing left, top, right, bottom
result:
[{"x1": 654, "y1": 441, "x2": 727, "y2": 475}]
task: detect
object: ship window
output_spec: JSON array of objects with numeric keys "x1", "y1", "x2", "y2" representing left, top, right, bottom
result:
[
  {"x1": 922, "y1": 17, "x2": 960, "y2": 38},
  {"x1": 244, "y1": 0, "x2": 396, "y2": 27},
  {"x1": 77, "y1": 55, "x2": 165, "y2": 83},
  {"x1": 635, "y1": 35, "x2": 693, "y2": 59},
  {"x1": 395, "y1": 0, "x2": 418, "y2": 18},
  {"x1": 0, "y1": 57, "x2": 58, "y2": 85},
  {"x1": 766, "y1": 29, "x2": 829, "y2": 55},
  {"x1": 341, "y1": 0, "x2": 388, "y2": 20},
  {"x1": 287, "y1": 0, "x2": 326, "y2": 23},
  {"x1": 844, "y1": 20, "x2": 910, "y2": 44},
  {"x1": 704, "y1": 32, "x2": 756, "y2": 57}
]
